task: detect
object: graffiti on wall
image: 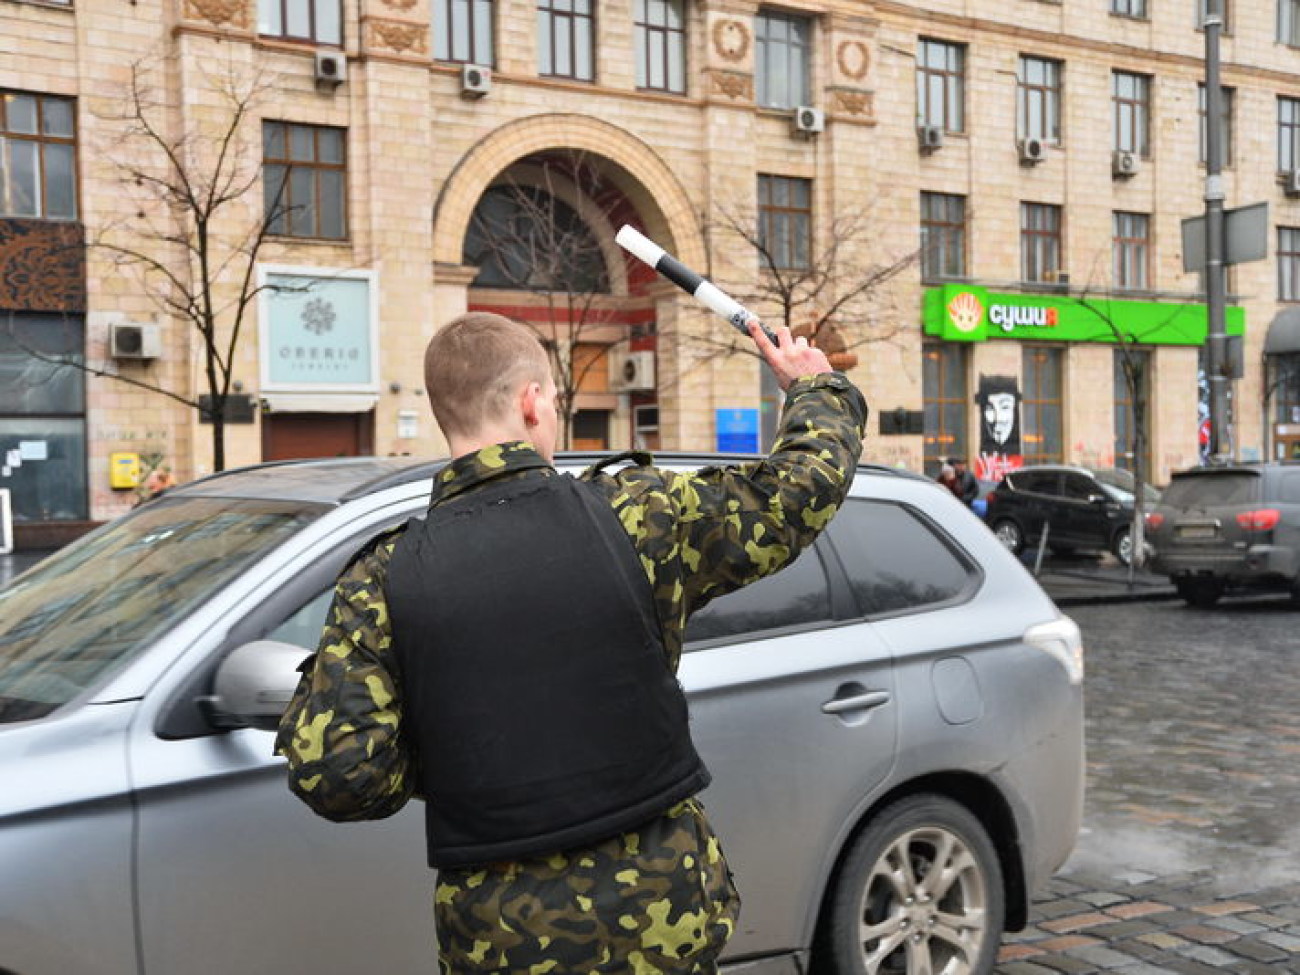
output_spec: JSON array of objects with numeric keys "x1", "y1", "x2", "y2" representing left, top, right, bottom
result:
[{"x1": 975, "y1": 374, "x2": 1024, "y2": 482}]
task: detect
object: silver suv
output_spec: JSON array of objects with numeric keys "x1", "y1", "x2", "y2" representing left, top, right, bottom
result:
[{"x1": 0, "y1": 456, "x2": 1084, "y2": 975}]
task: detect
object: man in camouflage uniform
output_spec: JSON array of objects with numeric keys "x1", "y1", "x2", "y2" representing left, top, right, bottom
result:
[{"x1": 277, "y1": 311, "x2": 867, "y2": 974}]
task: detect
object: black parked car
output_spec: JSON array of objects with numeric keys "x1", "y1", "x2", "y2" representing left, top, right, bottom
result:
[
  {"x1": 984, "y1": 465, "x2": 1159, "y2": 565},
  {"x1": 1147, "y1": 462, "x2": 1300, "y2": 606}
]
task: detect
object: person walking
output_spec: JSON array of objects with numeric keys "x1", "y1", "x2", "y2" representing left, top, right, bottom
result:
[
  {"x1": 948, "y1": 455, "x2": 980, "y2": 507},
  {"x1": 276, "y1": 310, "x2": 867, "y2": 974},
  {"x1": 936, "y1": 463, "x2": 962, "y2": 499}
]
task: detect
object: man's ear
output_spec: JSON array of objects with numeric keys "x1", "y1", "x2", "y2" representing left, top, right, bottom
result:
[{"x1": 520, "y1": 380, "x2": 542, "y2": 429}]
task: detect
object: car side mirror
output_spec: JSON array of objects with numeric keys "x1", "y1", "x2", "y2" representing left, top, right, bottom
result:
[
  {"x1": 206, "y1": 640, "x2": 311, "y2": 732},
  {"x1": 1088, "y1": 493, "x2": 1108, "y2": 505}
]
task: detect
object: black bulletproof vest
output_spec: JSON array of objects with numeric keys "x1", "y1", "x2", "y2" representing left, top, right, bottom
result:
[{"x1": 387, "y1": 471, "x2": 710, "y2": 869}]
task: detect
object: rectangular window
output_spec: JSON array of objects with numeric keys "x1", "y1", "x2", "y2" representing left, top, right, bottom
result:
[
  {"x1": 434, "y1": 0, "x2": 495, "y2": 64},
  {"x1": 0, "y1": 91, "x2": 77, "y2": 220},
  {"x1": 1112, "y1": 71, "x2": 1151, "y2": 156},
  {"x1": 1017, "y1": 56, "x2": 1062, "y2": 143},
  {"x1": 757, "y1": 175, "x2": 811, "y2": 270},
  {"x1": 263, "y1": 122, "x2": 347, "y2": 240},
  {"x1": 1020, "y1": 202, "x2": 1062, "y2": 283},
  {"x1": 538, "y1": 0, "x2": 595, "y2": 80},
  {"x1": 1113, "y1": 348, "x2": 1151, "y2": 474},
  {"x1": 1280, "y1": 227, "x2": 1300, "y2": 301},
  {"x1": 1195, "y1": 0, "x2": 1229, "y2": 31},
  {"x1": 923, "y1": 342, "x2": 968, "y2": 476},
  {"x1": 1280, "y1": 96, "x2": 1300, "y2": 172},
  {"x1": 1111, "y1": 0, "x2": 1147, "y2": 18},
  {"x1": 1113, "y1": 211, "x2": 1150, "y2": 291},
  {"x1": 1282, "y1": 0, "x2": 1300, "y2": 45},
  {"x1": 1198, "y1": 84, "x2": 1233, "y2": 165},
  {"x1": 1022, "y1": 345, "x2": 1064, "y2": 465},
  {"x1": 636, "y1": 0, "x2": 686, "y2": 93},
  {"x1": 916, "y1": 39, "x2": 965, "y2": 133},
  {"x1": 755, "y1": 10, "x2": 811, "y2": 110},
  {"x1": 920, "y1": 192, "x2": 967, "y2": 281},
  {"x1": 257, "y1": 0, "x2": 342, "y2": 45}
]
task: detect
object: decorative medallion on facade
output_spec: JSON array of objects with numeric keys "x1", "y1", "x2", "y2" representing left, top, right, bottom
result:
[
  {"x1": 708, "y1": 70, "x2": 754, "y2": 101},
  {"x1": 831, "y1": 89, "x2": 875, "y2": 120},
  {"x1": 183, "y1": 0, "x2": 250, "y2": 29},
  {"x1": 301, "y1": 297, "x2": 337, "y2": 336},
  {"x1": 711, "y1": 19, "x2": 751, "y2": 62},
  {"x1": 367, "y1": 18, "x2": 429, "y2": 54},
  {"x1": 835, "y1": 40, "x2": 870, "y2": 81}
]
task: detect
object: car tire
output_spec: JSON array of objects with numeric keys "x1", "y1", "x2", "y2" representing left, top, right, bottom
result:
[
  {"x1": 991, "y1": 519, "x2": 1024, "y2": 555},
  {"x1": 822, "y1": 794, "x2": 1005, "y2": 975},
  {"x1": 1112, "y1": 526, "x2": 1133, "y2": 566},
  {"x1": 1176, "y1": 578, "x2": 1223, "y2": 608}
]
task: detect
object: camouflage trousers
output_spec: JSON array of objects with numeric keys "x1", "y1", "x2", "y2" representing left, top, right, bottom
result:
[{"x1": 433, "y1": 800, "x2": 739, "y2": 974}]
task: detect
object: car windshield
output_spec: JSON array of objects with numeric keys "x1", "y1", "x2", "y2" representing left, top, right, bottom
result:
[
  {"x1": 1160, "y1": 471, "x2": 1260, "y2": 508},
  {"x1": 1092, "y1": 468, "x2": 1161, "y2": 503},
  {"x1": 0, "y1": 496, "x2": 326, "y2": 724}
]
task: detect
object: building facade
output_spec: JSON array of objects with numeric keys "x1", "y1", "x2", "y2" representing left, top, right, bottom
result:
[{"x1": 4, "y1": 0, "x2": 1300, "y2": 545}]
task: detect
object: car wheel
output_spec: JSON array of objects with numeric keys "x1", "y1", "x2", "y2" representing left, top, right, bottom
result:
[
  {"x1": 1112, "y1": 526, "x2": 1133, "y2": 566},
  {"x1": 1176, "y1": 578, "x2": 1223, "y2": 608},
  {"x1": 991, "y1": 519, "x2": 1024, "y2": 555},
  {"x1": 823, "y1": 794, "x2": 1005, "y2": 975}
]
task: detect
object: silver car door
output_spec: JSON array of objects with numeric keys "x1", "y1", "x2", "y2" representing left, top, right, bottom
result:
[{"x1": 679, "y1": 540, "x2": 898, "y2": 961}]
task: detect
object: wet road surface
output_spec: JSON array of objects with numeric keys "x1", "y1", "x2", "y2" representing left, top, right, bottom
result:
[{"x1": 997, "y1": 595, "x2": 1300, "y2": 973}]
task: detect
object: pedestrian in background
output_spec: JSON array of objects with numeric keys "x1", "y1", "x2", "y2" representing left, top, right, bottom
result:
[
  {"x1": 937, "y1": 463, "x2": 962, "y2": 499},
  {"x1": 276, "y1": 310, "x2": 867, "y2": 974},
  {"x1": 949, "y1": 455, "x2": 980, "y2": 507}
]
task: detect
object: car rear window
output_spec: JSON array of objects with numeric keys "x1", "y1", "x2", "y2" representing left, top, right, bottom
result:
[
  {"x1": 1161, "y1": 472, "x2": 1260, "y2": 508},
  {"x1": 828, "y1": 499, "x2": 973, "y2": 616},
  {"x1": 0, "y1": 496, "x2": 325, "y2": 723},
  {"x1": 685, "y1": 545, "x2": 831, "y2": 644}
]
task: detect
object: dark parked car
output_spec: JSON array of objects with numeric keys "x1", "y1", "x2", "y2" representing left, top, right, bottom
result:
[
  {"x1": 984, "y1": 465, "x2": 1159, "y2": 565},
  {"x1": 1147, "y1": 462, "x2": 1300, "y2": 606}
]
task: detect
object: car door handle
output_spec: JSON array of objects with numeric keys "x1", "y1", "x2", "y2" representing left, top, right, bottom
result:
[{"x1": 821, "y1": 690, "x2": 891, "y2": 714}]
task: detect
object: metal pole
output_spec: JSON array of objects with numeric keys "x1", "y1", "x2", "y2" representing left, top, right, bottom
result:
[{"x1": 1203, "y1": 0, "x2": 1230, "y2": 463}]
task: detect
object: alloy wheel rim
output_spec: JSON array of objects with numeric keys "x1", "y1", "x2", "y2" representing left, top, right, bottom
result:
[
  {"x1": 1117, "y1": 531, "x2": 1132, "y2": 564},
  {"x1": 855, "y1": 826, "x2": 988, "y2": 975},
  {"x1": 994, "y1": 523, "x2": 1018, "y2": 550}
]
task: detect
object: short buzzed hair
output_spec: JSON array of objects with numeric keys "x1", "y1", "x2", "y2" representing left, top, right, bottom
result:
[{"x1": 424, "y1": 312, "x2": 551, "y2": 439}]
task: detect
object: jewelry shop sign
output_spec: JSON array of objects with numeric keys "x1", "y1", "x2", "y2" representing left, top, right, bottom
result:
[{"x1": 258, "y1": 267, "x2": 378, "y2": 391}]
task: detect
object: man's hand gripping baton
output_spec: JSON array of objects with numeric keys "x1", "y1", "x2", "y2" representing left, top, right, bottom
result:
[{"x1": 614, "y1": 225, "x2": 780, "y2": 345}]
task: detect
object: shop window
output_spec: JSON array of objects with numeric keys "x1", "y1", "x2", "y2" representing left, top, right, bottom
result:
[
  {"x1": 1112, "y1": 211, "x2": 1150, "y2": 291},
  {"x1": 1112, "y1": 71, "x2": 1151, "y2": 157},
  {"x1": 263, "y1": 122, "x2": 347, "y2": 240},
  {"x1": 1022, "y1": 345, "x2": 1063, "y2": 465},
  {"x1": 757, "y1": 174, "x2": 811, "y2": 270},
  {"x1": 1016, "y1": 56, "x2": 1062, "y2": 144},
  {"x1": 1020, "y1": 202, "x2": 1062, "y2": 284},
  {"x1": 0, "y1": 90, "x2": 77, "y2": 220},
  {"x1": 636, "y1": 0, "x2": 686, "y2": 94},
  {"x1": 922, "y1": 342, "x2": 968, "y2": 476},
  {"x1": 1198, "y1": 83, "x2": 1233, "y2": 165},
  {"x1": 920, "y1": 192, "x2": 966, "y2": 281},
  {"x1": 257, "y1": 0, "x2": 342, "y2": 45},
  {"x1": 0, "y1": 315, "x2": 87, "y2": 522},
  {"x1": 755, "y1": 10, "x2": 811, "y2": 110},
  {"x1": 434, "y1": 0, "x2": 495, "y2": 64},
  {"x1": 917, "y1": 39, "x2": 965, "y2": 133},
  {"x1": 538, "y1": 0, "x2": 595, "y2": 81}
]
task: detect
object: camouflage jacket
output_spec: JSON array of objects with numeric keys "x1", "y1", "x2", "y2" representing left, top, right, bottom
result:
[{"x1": 276, "y1": 372, "x2": 866, "y2": 972}]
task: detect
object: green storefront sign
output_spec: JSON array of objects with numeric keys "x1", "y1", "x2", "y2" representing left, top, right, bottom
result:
[{"x1": 923, "y1": 284, "x2": 1245, "y2": 345}]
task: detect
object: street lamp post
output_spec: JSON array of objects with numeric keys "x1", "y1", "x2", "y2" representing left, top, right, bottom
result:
[{"x1": 1203, "y1": 0, "x2": 1231, "y2": 462}]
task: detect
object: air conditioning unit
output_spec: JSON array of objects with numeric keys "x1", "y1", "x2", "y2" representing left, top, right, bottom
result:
[
  {"x1": 609, "y1": 350, "x2": 656, "y2": 393},
  {"x1": 918, "y1": 124, "x2": 944, "y2": 153},
  {"x1": 110, "y1": 322, "x2": 162, "y2": 360},
  {"x1": 1284, "y1": 168, "x2": 1300, "y2": 197},
  {"x1": 792, "y1": 106, "x2": 825, "y2": 136},
  {"x1": 461, "y1": 63, "x2": 492, "y2": 98},
  {"x1": 314, "y1": 51, "x2": 347, "y2": 89},
  {"x1": 1112, "y1": 149, "x2": 1140, "y2": 178},
  {"x1": 1018, "y1": 137, "x2": 1047, "y2": 165}
]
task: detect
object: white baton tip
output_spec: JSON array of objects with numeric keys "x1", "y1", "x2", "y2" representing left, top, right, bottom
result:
[{"x1": 615, "y1": 225, "x2": 665, "y2": 267}]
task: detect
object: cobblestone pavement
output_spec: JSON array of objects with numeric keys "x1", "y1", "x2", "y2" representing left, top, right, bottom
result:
[{"x1": 996, "y1": 597, "x2": 1300, "y2": 973}]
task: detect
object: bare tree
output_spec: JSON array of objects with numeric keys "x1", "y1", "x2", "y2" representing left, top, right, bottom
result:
[
  {"x1": 6, "y1": 56, "x2": 285, "y2": 472},
  {"x1": 463, "y1": 157, "x2": 628, "y2": 448}
]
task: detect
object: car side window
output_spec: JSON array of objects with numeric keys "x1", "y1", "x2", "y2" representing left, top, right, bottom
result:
[
  {"x1": 1012, "y1": 472, "x2": 1052, "y2": 494},
  {"x1": 265, "y1": 588, "x2": 335, "y2": 650},
  {"x1": 827, "y1": 499, "x2": 973, "y2": 617},
  {"x1": 685, "y1": 545, "x2": 831, "y2": 645},
  {"x1": 1062, "y1": 474, "x2": 1096, "y2": 501},
  {"x1": 1280, "y1": 473, "x2": 1300, "y2": 503}
]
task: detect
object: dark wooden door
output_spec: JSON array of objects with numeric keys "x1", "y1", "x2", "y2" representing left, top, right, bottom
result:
[{"x1": 262, "y1": 412, "x2": 374, "y2": 461}]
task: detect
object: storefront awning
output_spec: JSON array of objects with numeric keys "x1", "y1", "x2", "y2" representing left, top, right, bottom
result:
[
  {"x1": 261, "y1": 392, "x2": 379, "y2": 413},
  {"x1": 1265, "y1": 307, "x2": 1300, "y2": 355}
]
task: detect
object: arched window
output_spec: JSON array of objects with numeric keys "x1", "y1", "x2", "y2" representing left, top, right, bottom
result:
[{"x1": 463, "y1": 186, "x2": 609, "y2": 293}]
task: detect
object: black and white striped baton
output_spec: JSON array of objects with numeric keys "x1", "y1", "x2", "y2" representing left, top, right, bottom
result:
[{"x1": 615, "y1": 225, "x2": 780, "y2": 345}]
